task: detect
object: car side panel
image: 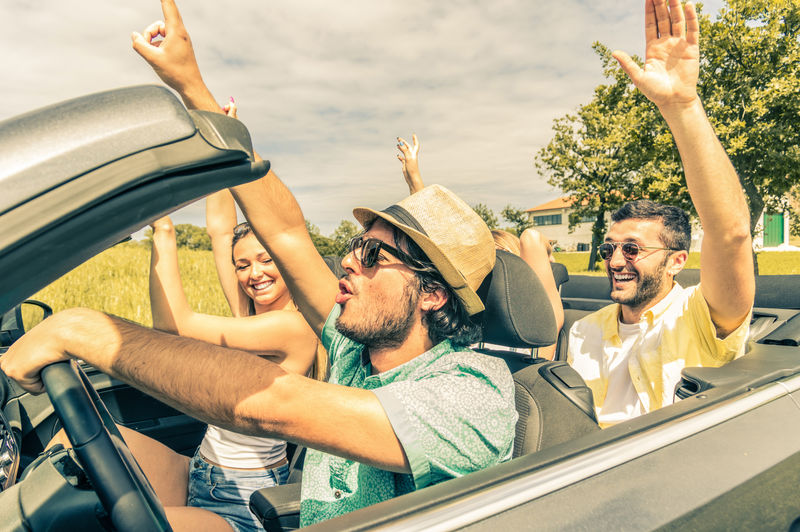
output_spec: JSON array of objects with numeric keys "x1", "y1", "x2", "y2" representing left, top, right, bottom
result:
[{"x1": 463, "y1": 393, "x2": 800, "y2": 530}]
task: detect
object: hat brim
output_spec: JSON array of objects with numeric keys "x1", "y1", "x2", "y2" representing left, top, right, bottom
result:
[{"x1": 353, "y1": 207, "x2": 485, "y2": 316}]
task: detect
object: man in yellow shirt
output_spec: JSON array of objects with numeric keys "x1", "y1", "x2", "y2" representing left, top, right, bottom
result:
[{"x1": 567, "y1": 0, "x2": 755, "y2": 427}]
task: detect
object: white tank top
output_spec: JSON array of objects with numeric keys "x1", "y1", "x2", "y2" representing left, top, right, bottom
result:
[{"x1": 198, "y1": 424, "x2": 287, "y2": 468}]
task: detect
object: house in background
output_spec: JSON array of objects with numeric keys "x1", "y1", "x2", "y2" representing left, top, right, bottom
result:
[
  {"x1": 524, "y1": 197, "x2": 595, "y2": 252},
  {"x1": 753, "y1": 211, "x2": 797, "y2": 251},
  {"x1": 526, "y1": 196, "x2": 795, "y2": 252}
]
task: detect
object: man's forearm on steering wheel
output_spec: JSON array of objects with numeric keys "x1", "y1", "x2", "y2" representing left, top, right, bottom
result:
[{"x1": 13, "y1": 308, "x2": 410, "y2": 472}]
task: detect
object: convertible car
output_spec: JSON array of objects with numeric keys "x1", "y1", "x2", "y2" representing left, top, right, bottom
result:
[{"x1": 2, "y1": 86, "x2": 800, "y2": 531}]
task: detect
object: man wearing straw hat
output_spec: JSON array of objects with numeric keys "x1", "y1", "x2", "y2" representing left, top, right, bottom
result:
[{"x1": 1, "y1": 3, "x2": 516, "y2": 528}]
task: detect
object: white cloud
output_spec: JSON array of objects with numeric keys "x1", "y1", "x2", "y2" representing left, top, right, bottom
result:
[{"x1": 1, "y1": 0, "x2": 725, "y2": 234}]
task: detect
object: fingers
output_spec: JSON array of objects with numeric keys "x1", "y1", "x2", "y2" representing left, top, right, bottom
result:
[
  {"x1": 131, "y1": 20, "x2": 165, "y2": 60},
  {"x1": 131, "y1": 31, "x2": 158, "y2": 60},
  {"x1": 612, "y1": 50, "x2": 643, "y2": 86},
  {"x1": 644, "y1": 0, "x2": 658, "y2": 42},
  {"x1": 669, "y1": 0, "x2": 686, "y2": 38},
  {"x1": 411, "y1": 133, "x2": 419, "y2": 151},
  {"x1": 645, "y1": 0, "x2": 695, "y2": 43},
  {"x1": 15, "y1": 378, "x2": 44, "y2": 395},
  {"x1": 0, "y1": 359, "x2": 44, "y2": 394},
  {"x1": 685, "y1": 2, "x2": 699, "y2": 45},
  {"x1": 161, "y1": 0, "x2": 185, "y2": 32},
  {"x1": 397, "y1": 137, "x2": 411, "y2": 157},
  {"x1": 654, "y1": 0, "x2": 671, "y2": 37},
  {"x1": 223, "y1": 97, "x2": 238, "y2": 118},
  {"x1": 143, "y1": 20, "x2": 166, "y2": 44},
  {"x1": 151, "y1": 216, "x2": 174, "y2": 230}
]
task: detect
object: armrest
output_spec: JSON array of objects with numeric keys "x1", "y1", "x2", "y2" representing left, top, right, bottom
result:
[{"x1": 250, "y1": 482, "x2": 302, "y2": 532}]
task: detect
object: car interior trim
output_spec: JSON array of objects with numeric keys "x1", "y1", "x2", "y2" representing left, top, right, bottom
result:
[{"x1": 371, "y1": 373, "x2": 800, "y2": 531}]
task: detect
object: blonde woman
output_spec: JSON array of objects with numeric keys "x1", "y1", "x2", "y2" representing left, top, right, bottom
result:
[{"x1": 137, "y1": 182, "x2": 325, "y2": 531}]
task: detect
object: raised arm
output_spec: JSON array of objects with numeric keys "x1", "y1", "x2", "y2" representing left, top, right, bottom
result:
[
  {"x1": 148, "y1": 216, "x2": 317, "y2": 373},
  {"x1": 133, "y1": 0, "x2": 338, "y2": 336},
  {"x1": 519, "y1": 229, "x2": 564, "y2": 359},
  {"x1": 205, "y1": 189, "x2": 250, "y2": 317},
  {"x1": 397, "y1": 134, "x2": 424, "y2": 194},
  {"x1": 149, "y1": 216, "x2": 187, "y2": 333},
  {"x1": 613, "y1": 0, "x2": 754, "y2": 335}
]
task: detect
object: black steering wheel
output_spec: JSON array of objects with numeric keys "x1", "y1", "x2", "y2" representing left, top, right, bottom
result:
[{"x1": 41, "y1": 361, "x2": 171, "y2": 531}]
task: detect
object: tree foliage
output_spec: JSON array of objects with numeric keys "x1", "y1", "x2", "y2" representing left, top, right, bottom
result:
[
  {"x1": 535, "y1": 44, "x2": 670, "y2": 269},
  {"x1": 537, "y1": 1, "x2": 800, "y2": 269},
  {"x1": 697, "y1": 0, "x2": 800, "y2": 232},
  {"x1": 472, "y1": 203, "x2": 499, "y2": 229},
  {"x1": 305, "y1": 220, "x2": 339, "y2": 257},
  {"x1": 500, "y1": 205, "x2": 534, "y2": 236},
  {"x1": 145, "y1": 223, "x2": 212, "y2": 251},
  {"x1": 330, "y1": 220, "x2": 361, "y2": 256}
]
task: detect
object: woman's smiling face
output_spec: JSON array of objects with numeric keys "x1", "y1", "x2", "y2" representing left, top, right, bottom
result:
[{"x1": 232, "y1": 233, "x2": 290, "y2": 311}]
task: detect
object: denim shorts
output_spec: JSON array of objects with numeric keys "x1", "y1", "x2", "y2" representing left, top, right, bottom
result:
[{"x1": 187, "y1": 449, "x2": 290, "y2": 532}]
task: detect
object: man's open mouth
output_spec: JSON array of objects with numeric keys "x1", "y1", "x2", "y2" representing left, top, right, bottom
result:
[{"x1": 335, "y1": 279, "x2": 354, "y2": 304}]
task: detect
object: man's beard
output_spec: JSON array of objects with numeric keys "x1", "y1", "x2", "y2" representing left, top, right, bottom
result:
[
  {"x1": 335, "y1": 276, "x2": 420, "y2": 349},
  {"x1": 609, "y1": 258, "x2": 669, "y2": 308}
]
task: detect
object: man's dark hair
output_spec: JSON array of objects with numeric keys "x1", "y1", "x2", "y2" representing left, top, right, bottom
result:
[
  {"x1": 368, "y1": 220, "x2": 482, "y2": 346},
  {"x1": 611, "y1": 200, "x2": 691, "y2": 252}
]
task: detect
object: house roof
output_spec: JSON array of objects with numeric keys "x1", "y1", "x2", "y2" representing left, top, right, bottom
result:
[{"x1": 526, "y1": 196, "x2": 576, "y2": 213}]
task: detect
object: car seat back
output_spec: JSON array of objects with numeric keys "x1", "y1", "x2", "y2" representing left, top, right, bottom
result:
[
  {"x1": 474, "y1": 251, "x2": 598, "y2": 456},
  {"x1": 512, "y1": 360, "x2": 599, "y2": 457}
]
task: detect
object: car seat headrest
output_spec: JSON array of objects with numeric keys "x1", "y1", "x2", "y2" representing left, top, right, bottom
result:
[
  {"x1": 550, "y1": 262, "x2": 569, "y2": 289},
  {"x1": 476, "y1": 250, "x2": 557, "y2": 348},
  {"x1": 323, "y1": 255, "x2": 346, "y2": 279}
]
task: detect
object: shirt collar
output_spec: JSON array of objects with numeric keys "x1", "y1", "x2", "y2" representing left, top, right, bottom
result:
[
  {"x1": 601, "y1": 282, "x2": 683, "y2": 342},
  {"x1": 641, "y1": 282, "x2": 682, "y2": 324}
]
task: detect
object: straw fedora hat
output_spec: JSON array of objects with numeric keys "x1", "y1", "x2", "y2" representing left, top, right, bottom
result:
[{"x1": 353, "y1": 184, "x2": 495, "y2": 315}]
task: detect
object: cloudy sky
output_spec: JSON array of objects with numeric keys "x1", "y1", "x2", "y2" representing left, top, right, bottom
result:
[{"x1": 1, "y1": 0, "x2": 724, "y2": 234}]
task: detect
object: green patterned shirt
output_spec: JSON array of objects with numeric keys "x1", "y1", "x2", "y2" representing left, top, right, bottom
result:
[{"x1": 299, "y1": 305, "x2": 517, "y2": 526}]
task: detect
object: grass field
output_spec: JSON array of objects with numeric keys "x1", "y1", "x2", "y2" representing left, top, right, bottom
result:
[
  {"x1": 28, "y1": 244, "x2": 800, "y2": 326},
  {"x1": 31, "y1": 243, "x2": 231, "y2": 327}
]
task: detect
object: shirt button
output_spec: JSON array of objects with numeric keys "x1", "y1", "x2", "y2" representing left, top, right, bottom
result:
[{"x1": 333, "y1": 490, "x2": 342, "y2": 499}]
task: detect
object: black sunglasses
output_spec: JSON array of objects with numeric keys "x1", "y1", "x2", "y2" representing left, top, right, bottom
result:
[
  {"x1": 598, "y1": 241, "x2": 679, "y2": 261},
  {"x1": 348, "y1": 236, "x2": 422, "y2": 269}
]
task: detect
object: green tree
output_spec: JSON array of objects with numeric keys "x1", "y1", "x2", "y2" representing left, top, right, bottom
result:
[
  {"x1": 535, "y1": 44, "x2": 663, "y2": 270},
  {"x1": 697, "y1": 0, "x2": 800, "y2": 247},
  {"x1": 501, "y1": 205, "x2": 534, "y2": 236},
  {"x1": 305, "y1": 220, "x2": 338, "y2": 257},
  {"x1": 539, "y1": 1, "x2": 800, "y2": 271},
  {"x1": 331, "y1": 220, "x2": 361, "y2": 256},
  {"x1": 174, "y1": 224, "x2": 213, "y2": 251},
  {"x1": 145, "y1": 223, "x2": 212, "y2": 250},
  {"x1": 472, "y1": 203, "x2": 499, "y2": 229}
]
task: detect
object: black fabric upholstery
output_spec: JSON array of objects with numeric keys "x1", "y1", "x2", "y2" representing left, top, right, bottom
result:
[
  {"x1": 476, "y1": 249, "x2": 557, "y2": 348},
  {"x1": 550, "y1": 262, "x2": 569, "y2": 291},
  {"x1": 555, "y1": 308, "x2": 594, "y2": 362},
  {"x1": 286, "y1": 446, "x2": 305, "y2": 485},
  {"x1": 322, "y1": 255, "x2": 346, "y2": 278},
  {"x1": 512, "y1": 361, "x2": 600, "y2": 457},
  {"x1": 754, "y1": 275, "x2": 800, "y2": 310},
  {"x1": 250, "y1": 483, "x2": 302, "y2": 532}
]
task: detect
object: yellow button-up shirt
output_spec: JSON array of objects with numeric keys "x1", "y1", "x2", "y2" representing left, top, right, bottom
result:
[{"x1": 568, "y1": 283, "x2": 750, "y2": 419}]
